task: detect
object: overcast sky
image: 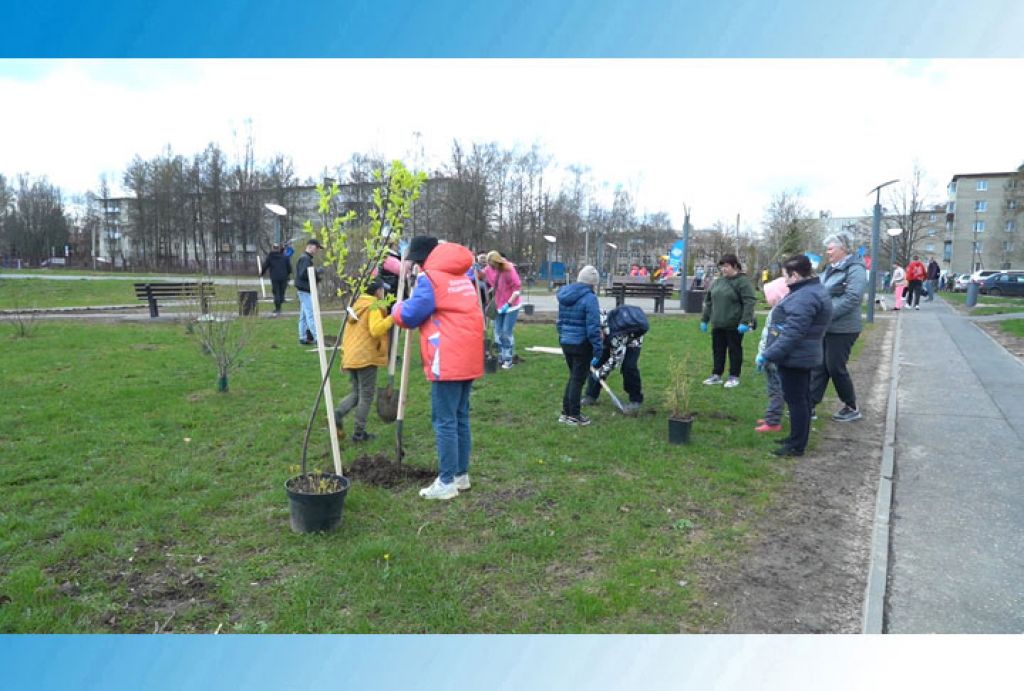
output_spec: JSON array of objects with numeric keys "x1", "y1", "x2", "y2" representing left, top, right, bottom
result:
[{"x1": 1, "y1": 59, "x2": 1021, "y2": 231}]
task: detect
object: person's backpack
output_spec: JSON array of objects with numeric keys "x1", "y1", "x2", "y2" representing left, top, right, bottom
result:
[{"x1": 607, "y1": 304, "x2": 649, "y2": 336}]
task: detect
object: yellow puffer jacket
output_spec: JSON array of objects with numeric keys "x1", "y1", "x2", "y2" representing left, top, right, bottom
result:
[{"x1": 342, "y1": 294, "x2": 394, "y2": 370}]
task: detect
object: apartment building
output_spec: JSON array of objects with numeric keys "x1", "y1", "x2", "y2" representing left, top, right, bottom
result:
[{"x1": 945, "y1": 171, "x2": 1024, "y2": 274}]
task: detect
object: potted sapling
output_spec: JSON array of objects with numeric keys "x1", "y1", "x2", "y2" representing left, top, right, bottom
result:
[
  {"x1": 664, "y1": 354, "x2": 695, "y2": 444},
  {"x1": 285, "y1": 162, "x2": 425, "y2": 533}
]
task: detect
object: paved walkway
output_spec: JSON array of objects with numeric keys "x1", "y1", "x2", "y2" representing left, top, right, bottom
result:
[{"x1": 885, "y1": 297, "x2": 1024, "y2": 632}]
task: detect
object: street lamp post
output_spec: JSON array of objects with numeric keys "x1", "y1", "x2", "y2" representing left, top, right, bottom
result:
[
  {"x1": 544, "y1": 235, "x2": 557, "y2": 290},
  {"x1": 264, "y1": 203, "x2": 288, "y2": 245},
  {"x1": 679, "y1": 205, "x2": 691, "y2": 311},
  {"x1": 605, "y1": 242, "x2": 618, "y2": 288},
  {"x1": 867, "y1": 180, "x2": 899, "y2": 323}
]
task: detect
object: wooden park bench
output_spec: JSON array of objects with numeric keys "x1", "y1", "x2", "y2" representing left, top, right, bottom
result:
[
  {"x1": 133, "y1": 281, "x2": 214, "y2": 318},
  {"x1": 605, "y1": 281, "x2": 674, "y2": 313}
]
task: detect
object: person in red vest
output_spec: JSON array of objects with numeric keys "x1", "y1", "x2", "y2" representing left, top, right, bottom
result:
[
  {"x1": 393, "y1": 236, "x2": 484, "y2": 501},
  {"x1": 905, "y1": 255, "x2": 927, "y2": 310}
]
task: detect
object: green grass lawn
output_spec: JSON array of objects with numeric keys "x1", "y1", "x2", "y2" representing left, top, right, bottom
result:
[
  {"x1": 1, "y1": 315, "x2": 815, "y2": 633},
  {"x1": 0, "y1": 278, "x2": 250, "y2": 310},
  {"x1": 998, "y1": 319, "x2": 1024, "y2": 338},
  {"x1": 940, "y1": 292, "x2": 1024, "y2": 316}
]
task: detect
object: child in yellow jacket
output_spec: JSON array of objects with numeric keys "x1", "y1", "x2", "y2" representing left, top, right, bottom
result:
[{"x1": 334, "y1": 277, "x2": 394, "y2": 442}]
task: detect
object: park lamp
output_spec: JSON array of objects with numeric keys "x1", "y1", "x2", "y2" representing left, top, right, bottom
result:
[{"x1": 866, "y1": 179, "x2": 899, "y2": 324}]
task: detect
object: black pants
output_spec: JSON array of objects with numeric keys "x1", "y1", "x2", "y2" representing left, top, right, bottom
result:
[
  {"x1": 711, "y1": 327, "x2": 744, "y2": 378},
  {"x1": 778, "y1": 365, "x2": 812, "y2": 453},
  {"x1": 906, "y1": 280, "x2": 923, "y2": 307},
  {"x1": 561, "y1": 342, "x2": 593, "y2": 417},
  {"x1": 809, "y1": 331, "x2": 859, "y2": 409},
  {"x1": 585, "y1": 344, "x2": 643, "y2": 403},
  {"x1": 271, "y1": 279, "x2": 288, "y2": 311}
]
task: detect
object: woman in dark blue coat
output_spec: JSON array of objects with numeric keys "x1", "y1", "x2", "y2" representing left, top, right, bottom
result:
[{"x1": 757, "y1": 255, "x2": 833, "y2": 457}]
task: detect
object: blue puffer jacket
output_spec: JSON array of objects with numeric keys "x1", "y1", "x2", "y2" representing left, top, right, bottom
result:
[
  {"x1": 761, "y1": 277, "x2": 832, "y2": 369},
  {"x1": 556, "y1": 282, "x2": 603, "y2": 354}
]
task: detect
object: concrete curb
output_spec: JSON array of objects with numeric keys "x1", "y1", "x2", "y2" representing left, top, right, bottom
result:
[{"x1": 862, "y1": 313, "x2": 901, "y2": 633}]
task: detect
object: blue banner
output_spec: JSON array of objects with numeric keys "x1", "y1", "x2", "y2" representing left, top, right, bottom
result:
[{"x1": 668, "y1": 240, "x2": 685, "y2": 271}]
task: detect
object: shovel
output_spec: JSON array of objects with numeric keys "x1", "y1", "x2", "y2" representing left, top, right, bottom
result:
[
  {"x1": 394, "y1": 320, "x2": 414, "y2": 464},
  {"x1": 473, "y1": 272, "x2": 499, "y2": 373},
  {"x1": 377, "y1": 253, "x2": 408, "y2": 422},
  {"x1": 590, "y1": 367, "x2": 628, "y2": 414}
]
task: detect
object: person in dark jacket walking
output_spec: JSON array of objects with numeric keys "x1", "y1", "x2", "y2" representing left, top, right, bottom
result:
[
  {"x1": 556, "y1": 265, "x2": 604, "y2": 426},
  {"x1": 260, "y1": 243, "x2": 293, "y2": 316},
  {"x1": 700, "y1": 254, "x2": 757, "y2": 388},
  {"x1": 758, "y1": 254, "x2": 833, "y2": 457},
  {"x1": 810, "y1": 232, "x2": 867, "y2": 422},
  {"x1": 294, "y1": 238, "x2": 323, "y2": 345},
  {"x1": 925, "y1": 256, "x2": 941, "y2": 301}
]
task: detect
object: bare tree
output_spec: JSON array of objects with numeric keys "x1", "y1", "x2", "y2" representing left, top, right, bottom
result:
[
  {"x1": 884, "y1": 164, "x2": 935, "y2": 267},
  {"x1": 761, "y1": 190, "x2": 812, "y2": 264}
]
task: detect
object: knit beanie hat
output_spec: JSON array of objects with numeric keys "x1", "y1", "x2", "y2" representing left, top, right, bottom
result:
[{"x1": 577, "y1": 265, "x2": 600, "y2": 286}]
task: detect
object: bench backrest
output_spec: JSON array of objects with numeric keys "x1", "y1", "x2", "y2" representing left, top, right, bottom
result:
[{"x1": 133, "y1": 282, "x2": 215, "y2": 299}]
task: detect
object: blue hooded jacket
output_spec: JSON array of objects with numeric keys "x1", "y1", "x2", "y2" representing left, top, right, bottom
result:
[
  {"x1": 556, "y1": 282, "x2": 603, "y2": 354},
  {"x1": 761, "y1": 276, "x2": 832, "y2": 369}
]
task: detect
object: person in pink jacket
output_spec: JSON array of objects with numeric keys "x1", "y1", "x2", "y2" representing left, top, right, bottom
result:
[{"x1": 485, "y1": 250, "x2": 523, "y2": 369}]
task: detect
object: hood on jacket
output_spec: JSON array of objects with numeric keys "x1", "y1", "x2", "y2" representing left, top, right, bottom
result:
[
  {"x1": 557, "y1": 281, "x2": 595, "y2": 306},
  {"x1": 423, "y1": 242, "x2": 473, "y2": 276}
]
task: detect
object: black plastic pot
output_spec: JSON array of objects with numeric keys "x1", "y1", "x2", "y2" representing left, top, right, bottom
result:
[
  {"x1": 484, "y1": 355, "x2": 499, "y2": 374},
  {"x1": 667, "y1": 416, "x2": 693, "y2": 444},
  {"x1": 523, "y1": 303, "x2": 535, "y2": 316},
  {"x1": 285, "y1": 474, "x2": 351, "y2": 533}
]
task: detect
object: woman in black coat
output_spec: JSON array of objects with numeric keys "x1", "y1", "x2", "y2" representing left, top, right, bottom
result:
[{"x1": 757, "y1": 254, "x2": 833, "y2": 457}]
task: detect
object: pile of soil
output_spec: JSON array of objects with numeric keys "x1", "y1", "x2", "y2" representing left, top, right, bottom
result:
[
  {"x1": 706, "y1": 318, "x2": 894, "y2": 633},
  {"x1": 348, "y1": 454, "x2": 435, "y2": 489}
]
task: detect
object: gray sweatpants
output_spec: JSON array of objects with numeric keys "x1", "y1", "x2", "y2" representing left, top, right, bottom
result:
[
  {"x1": 763, "y1": 362, "x2": 785, "y2": 426},
  {"x1": 335, "y1": 366, "x2": 377, "y2": 434}
]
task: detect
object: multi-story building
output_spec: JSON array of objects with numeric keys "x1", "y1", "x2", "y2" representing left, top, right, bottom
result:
[{"x1": 945, "y1": 171, "x2": 1024, "y2": 274}]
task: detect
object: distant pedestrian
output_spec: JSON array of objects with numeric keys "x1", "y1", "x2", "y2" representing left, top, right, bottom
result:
[
  {"x1": 260, "y1": 243, "x2": 292, "y2": 316},
  {"x1": 753, "y1": 277, "x2": 790, "y2": 433},
  {"x1": 700, "y1": 253, "x2": 757, "y2": 388},
  {"x1": 556, "y1": 265, "x2": 603, "y2": 427},
  {"x1": 891, "y1": 264, "x2": 907, "y2": 310},
  {"x1": 810, "y1": 232, "x2": 866, "y2": 423},
  {"x1": 905, "y1": 255, "x2": 927, "y2": 310},
  {"x1": 694, "y1": 265, "x2": 705, "y2": 289},
  {"x1": 757, "y1": 254, "x2": 832, "y2": 457},
  {"x1": 925, "y1": 257, "x2": 941, "y2": 302},
  {"x1": 334, "y1": 277, "x2": 393, "y2": 443},
  {"x1": 294, "y1": 238, "x2": 323, "y2": 345}
]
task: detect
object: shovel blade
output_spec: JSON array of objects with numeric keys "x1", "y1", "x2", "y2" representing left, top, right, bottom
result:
[{"x1": 377, "y1": 385, "x2": 398, "y2": 423}]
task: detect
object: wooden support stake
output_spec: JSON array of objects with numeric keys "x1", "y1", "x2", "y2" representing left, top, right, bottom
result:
[{"x1": 308, "y1": 266, "x2": 343, "y2": 476}]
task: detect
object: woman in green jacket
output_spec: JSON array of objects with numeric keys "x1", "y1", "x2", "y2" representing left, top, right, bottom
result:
[{"x1": 700, "y1": 253, "x2": 757, "y2": 388}]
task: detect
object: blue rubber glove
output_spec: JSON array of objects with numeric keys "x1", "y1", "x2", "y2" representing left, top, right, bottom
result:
[
  {"x1": 498, "y1": 303, "x2": 510, "y2": 315},
  {"x1": 738, "y1": 323, "x2": 750, "y2": 334},
  {"x1": 755, "y1": 354, "x2": 766, "y2": 372},
  {"x1": 590, "y1": 357, "x2": 602, "y2": 369},
  {"x1": 699, "y1": 321, "x2": 708, "y2": 333}
]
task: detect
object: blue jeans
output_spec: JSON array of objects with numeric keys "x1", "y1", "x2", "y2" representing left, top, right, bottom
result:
[
  {"x1": 431, "y1": 380, "x2": 473, "y2": 484},
  {"x1": 297, "y1": 290, "x2": 317, "y2": 342},
  {"x1": 494, "y1": 309, "x2": 520, "y2": 364}
]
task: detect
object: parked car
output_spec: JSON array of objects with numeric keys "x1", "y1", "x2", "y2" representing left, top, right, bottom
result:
[
  {"x1": 976, "y1": 271, "x2": 1024, "y2": 297},
  {"x1": 953, "y1": 274, "x2": 972, "y2": 292},
  {"x1": 970, "y1": 269, "x2": 1002, "y2": 283}
]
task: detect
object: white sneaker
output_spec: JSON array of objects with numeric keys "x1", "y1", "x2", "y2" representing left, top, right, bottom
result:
[
  {"x1": 702, "y1": 374, "x2": 723, "y2": 385},
  {"x1": 454, "y1": 473, "x2": 471, "y2": 491},
  {"x1": 724, "y1": 376, "x2": 740, "y2": 388},
  {"x1": 419, "y1": 478, "x2": 458, "y2": 500}
]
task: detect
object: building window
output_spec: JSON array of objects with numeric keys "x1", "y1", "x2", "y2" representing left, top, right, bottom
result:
[
  {"x1": 973, "y1": 241, "x2": 983, "y2": 253},
  {"x1": 948, "y1": 181, "x2": 957, "y2": 196},
  {"x1": 943, "y1": 241, "x2": 952, "y2": 261},
  {"x1": 928, "y1": 213, "x2": 937, "y2": 221},
  {"x1": 925, "y1": 243, "x2": 936, "y2": 252},
  {"x1": 977, "y1": 180, "x2": 988, "y2": 191},
  {"x1": 1003, "y1": 241, "x2": 1014, "y2": 252},
  {"x1": 927, "y1": 227, "x2": 937, "y2": 236},
  {"x1": 974, "y1": 221, "x2": 986, "y2": 232},
  {"x1": 975, "y1": 200, "x2": 988, "y2": 212},
  {"x1": 1009, "y1": 200, "x2": 1019, "y2": 210},
  {"x1": 1007, "y1": 220, "x2": 1017, "y2": 232},
  {"x1": 947, "y1": 201, "x2": 956, "y2": 213}
]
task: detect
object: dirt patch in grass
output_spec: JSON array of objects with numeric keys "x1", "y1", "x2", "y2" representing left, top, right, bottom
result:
[
  {"x1": 707, "y1": 319, "x2": 892, "y2": 633},
  {"x1": 348, "y1": 454, "x2": 435, "y2": 489},
  {"x1": 978, "y1": 322, "x2": 1024, "y2": 359},
  {"x1": 473, "y1": 486, "x2": 538, "y2": 517}
]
